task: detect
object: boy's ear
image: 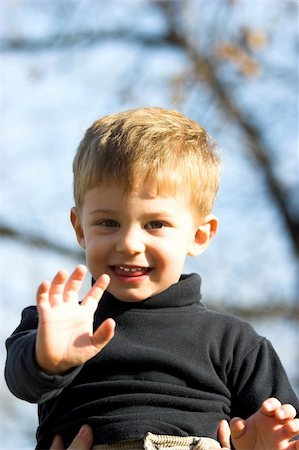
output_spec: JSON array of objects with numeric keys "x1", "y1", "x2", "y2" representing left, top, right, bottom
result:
[
  {"x1": 70, "y1": 207, "x2": 86, "y2": 249},
  {"x1": 188, "y1": 214, "x2": 219, "y2": 256}
]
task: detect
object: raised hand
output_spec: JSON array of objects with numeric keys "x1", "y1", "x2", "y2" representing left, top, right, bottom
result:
[
  {"x1": 35, "y1": 265, "x2": 115, "y2": 375},
  {"x1": 231, "y1": 397, "x2": 299, "y2": 450}
]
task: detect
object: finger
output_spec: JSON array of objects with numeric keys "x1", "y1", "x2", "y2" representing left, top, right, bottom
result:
[
  {"x1": 92, "y1": 318, "x2": 116, "y2": 347},
  {"x1": 36, "y1": 280, "x2": 51, "y2": 310},
  {"x1": 285, "y1": 417, "x2": 299, "y2": 435},
  {"x1": 68, "y1": 424, "x2": 94, "y2": 449},
  {"x1": 275, "y1": 403, "x2": 297, "y2": 422},
  {"x1": 217, "y1": 419, "x2": 231, "y2": 449},
  {"x1": 49, "y1": 434, "x2": 65, "y2": 450},
  {"x1": 261, "y1": 397, "x2": 282, "y2": 416},
  {"x1": 91, "y1": 318, "x2": 116, "y2": 350},
  {"x1": 81, "y1": 274, "x2": 110, "y2": 309},
  {"x1": 49, "y1": 269, "x2": 69, "y2": 306},
  {"x1": 229, "y1": 417, "x2": 246, "y2": 440},
  {"x1": 64, "y1": 265, "x2": 87, "y2": 302}
]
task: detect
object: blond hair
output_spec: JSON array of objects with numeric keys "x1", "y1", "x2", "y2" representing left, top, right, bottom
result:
[{"x1": 73, "y1": 107, "x2": 220, "y2": 217}]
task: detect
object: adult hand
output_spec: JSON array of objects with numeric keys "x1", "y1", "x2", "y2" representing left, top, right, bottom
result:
[
  {"x1": 230, "y1": 397, "x2": 299, "y2": 450},
  {"x1": 50, "y1": 425, "x2": 93, "y2": 450}
]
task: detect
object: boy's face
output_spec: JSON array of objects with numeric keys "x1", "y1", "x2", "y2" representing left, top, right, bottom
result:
[{"x1": 71, "y1": 181, "x2": 217, "y2": 302}]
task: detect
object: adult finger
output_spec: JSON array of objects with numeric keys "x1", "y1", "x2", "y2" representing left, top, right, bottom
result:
[
  {"x1": 261, "y1": 397, "x2": 282, "y2": 416},
  {"x1": 67, "y1": 425, "x2": 93, "y2": 450},
  {"x1": 50, "y1": 425, "x2": 93, "y2": 450},
  {"x1": 229, "y1": 417, "x2": 246, "y2": 440},
  {"x1": 275, "y1": 403, "x2": 297, "y2": 422},
  {"x1": 285, "y1": 417, "x2": 299, "y2": 436},
  {"x1": 50, "y1": 434, "x2": 65, "y2": 450},
  {"x1": 217, "y1": 419, "x2": 231, "y2": 448}
]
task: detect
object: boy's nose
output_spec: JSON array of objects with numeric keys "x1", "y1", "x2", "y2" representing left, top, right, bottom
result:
[{"x1": 115, "y1": 227, "x2": 146, "y2": 255}]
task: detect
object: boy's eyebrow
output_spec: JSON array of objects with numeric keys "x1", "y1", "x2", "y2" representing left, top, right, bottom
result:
[
  {"x1": 88, "y1": 208, "x2": 117, "y2": 215},
  {"x1": 88, "y1": 208, "x2": 178, "y2": 218}
]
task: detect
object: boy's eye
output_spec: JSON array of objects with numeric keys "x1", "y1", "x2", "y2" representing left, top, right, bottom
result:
[
  {"x1": 146, "y1": 221, "x2": 165, "y2": 229},
  {"x1": 99, "y1": 219, "x2": 120, "y2": 228}
]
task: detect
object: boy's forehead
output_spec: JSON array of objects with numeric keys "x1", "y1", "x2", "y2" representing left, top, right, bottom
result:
[
  {"x1": 86, "y1": 178, "x2": 191, "y2": 201},
  {"x1": 81, "y1": 179, "x2": 199, "y2": 221}
]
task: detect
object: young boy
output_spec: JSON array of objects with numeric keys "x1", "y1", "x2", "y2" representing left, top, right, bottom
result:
[{"x1": 5, "y1": 108, "x2": 299, "y2": 450}]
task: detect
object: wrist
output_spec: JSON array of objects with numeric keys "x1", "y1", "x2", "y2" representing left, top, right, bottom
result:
[
  {"x1": 35, "y1": 342, "x2": 73, "y2": 375},
  {"x1": 35, "y1": 353, "x2": 71, "y2": 375}
]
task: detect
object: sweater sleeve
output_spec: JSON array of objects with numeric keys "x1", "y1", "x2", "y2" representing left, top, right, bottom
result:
[
  {"x1": 5, "y1": 306, "x2": 83, "y2": 404},
  {"x1": 228, "y1": 329, "x2": 299, "y2": 419}
]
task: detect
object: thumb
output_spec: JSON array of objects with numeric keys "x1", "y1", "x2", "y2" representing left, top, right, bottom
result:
[
  {"x1": 91, "y1": 318, "x2": 116, "y2": 350},
  {"x1": 50, "y1": 425, "x2": 94, "y2": 450},
  {"x1": 230, "y1": 417, "x2": 246, "y2": 440},
  {"x1": 217, "y1": 419, "x2": 231, "y2": 448},
  {"x1": 67, "y1": 425, "x2": 94, "y2": 449},
  {"x1": 50, "y1": 435, "x2": 65, "y2": 450}
]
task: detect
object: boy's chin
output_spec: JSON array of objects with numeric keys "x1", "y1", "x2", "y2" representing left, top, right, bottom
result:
[
  {"x1": 107, "y1": 284, "x2": 159, "y2": 303},
  {"x1": 108, "y1": 289, "x2": 147, "y2": 303}
]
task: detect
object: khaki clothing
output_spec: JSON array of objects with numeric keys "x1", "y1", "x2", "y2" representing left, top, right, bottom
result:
[{"x1": 92, "y1": 432, "x2": 220, "y2": 450}]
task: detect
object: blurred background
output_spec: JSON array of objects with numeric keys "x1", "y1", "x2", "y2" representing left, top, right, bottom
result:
[{"x1": 0, "y1": 0, "x2": 298, "y2": 447}]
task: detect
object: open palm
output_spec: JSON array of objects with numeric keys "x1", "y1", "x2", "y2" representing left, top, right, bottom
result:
[{"x1": 35, "y1": 265, "x2": 115, "y2": 375}]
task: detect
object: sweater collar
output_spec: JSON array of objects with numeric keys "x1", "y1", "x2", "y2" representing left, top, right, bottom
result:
[{"x1": 96, "y1": 273, "x2": 203, "y2": 311}]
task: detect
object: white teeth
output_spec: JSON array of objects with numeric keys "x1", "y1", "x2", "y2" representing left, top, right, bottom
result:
[{"x1": 118, "y1": 266, "x2": 143, "y2": 272}]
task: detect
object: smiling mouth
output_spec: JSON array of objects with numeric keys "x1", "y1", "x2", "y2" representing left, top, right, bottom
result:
[{"x1": 111, "y1": 265, "x2": 152, "y2": 277}]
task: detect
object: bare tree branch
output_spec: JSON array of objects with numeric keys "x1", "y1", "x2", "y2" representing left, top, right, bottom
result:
[
  {"x1": 155, "y1": 2, "x2": 299, "y2": 256},
  {"x1": 207, "y1": 302, "x2": 299, "y2": 321},
  {"x1": 0, "y1": 30, "x2": 166, "y2": 52},
  {"x1": 0, "y1": 223, "x2": 83, "y2": 260}
]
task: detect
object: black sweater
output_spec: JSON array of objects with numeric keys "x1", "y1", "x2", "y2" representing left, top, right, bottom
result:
[{"x1": 5, "y1": 274, "x2": 299, "y2": 449}]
